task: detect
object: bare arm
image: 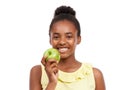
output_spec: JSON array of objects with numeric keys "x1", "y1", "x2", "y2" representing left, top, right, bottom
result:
[
  {"x1": 41, "y1": 57, "x2": 58, "y2": 90},
  {"x1": 29, "y1": 65, "x2": 42, "y2": 90},
  {"x1": 93, "y1": 68, "x2": 106, "y2": 90},
  {"x1": 29, "y1": 56, "x2": 59, "y2": 90}
]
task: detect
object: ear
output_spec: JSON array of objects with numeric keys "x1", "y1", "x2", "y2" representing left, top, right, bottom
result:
[
  {"x1": 77, "y1": 36, "x2": 81, "y2": 44},
  {"x1": 49, "y1": 38, "x2": 52, "y2": 45}
]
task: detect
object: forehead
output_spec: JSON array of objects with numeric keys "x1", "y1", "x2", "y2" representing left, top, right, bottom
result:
[{"x1": 50, "y1": 20, "x2": 77, "y2": 34}]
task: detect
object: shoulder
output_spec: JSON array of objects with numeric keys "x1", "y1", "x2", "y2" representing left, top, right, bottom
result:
[
  {"x1": 30, "y1": 65, "x2": 42, "y2": 80},
  {"x1": 29, "y1": 65, "x2": 43, "y2": 90},
  {"x1": 93, "y1": 67, "x2": 106, "y2": 90},
  {"x1": 30, "y1": 64, "x2": 42, "y2": 75},
  {"x1": 30, "y1": 65, "x2": 42, "y2": 71},
  {"x1": 93, "y1": 67, "x2": 103, "y2": 78}
]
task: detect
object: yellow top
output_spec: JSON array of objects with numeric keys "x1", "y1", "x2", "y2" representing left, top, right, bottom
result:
[{"x1": 41, "y1": 63, "x2": 95, "y2": 90}]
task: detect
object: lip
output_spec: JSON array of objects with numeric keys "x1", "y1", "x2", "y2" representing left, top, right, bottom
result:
[{"x1": 58, "y1": 47, "x2": 69, "y2": 53}]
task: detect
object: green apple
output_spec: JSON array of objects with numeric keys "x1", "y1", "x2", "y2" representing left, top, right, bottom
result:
[{"x1": 43, "y1": 48, "x2": 60, "y2": 62}]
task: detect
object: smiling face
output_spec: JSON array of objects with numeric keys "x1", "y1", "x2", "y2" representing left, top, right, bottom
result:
[{"x1": 49, "y1": 20, "x2": 81, "y2": 59}]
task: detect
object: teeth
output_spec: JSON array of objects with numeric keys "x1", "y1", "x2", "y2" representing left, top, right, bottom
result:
[{"x1": 59, "y1": 48, "x2": 68, "y2": 52}]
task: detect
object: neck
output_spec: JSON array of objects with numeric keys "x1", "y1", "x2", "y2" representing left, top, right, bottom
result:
[
  {"x1": 59, "y1": 55, "x2": 76, "y2": 64},
  {"x1": 58, "y1": 55, "x2": 81, "y2": 72}
]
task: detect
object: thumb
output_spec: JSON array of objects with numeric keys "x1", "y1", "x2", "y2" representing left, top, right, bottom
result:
[{"x1": 41, "y1": 56, "x2": 47, "y2": 66}]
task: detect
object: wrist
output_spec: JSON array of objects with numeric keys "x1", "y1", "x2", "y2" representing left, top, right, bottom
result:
[{"x1": 46, "y1": 82, "x2": 57, "y2": 90}]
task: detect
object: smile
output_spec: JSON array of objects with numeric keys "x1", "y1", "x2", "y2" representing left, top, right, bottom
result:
[{"x1": 58, "y1": 48, "x2": 68, "y2": 53}]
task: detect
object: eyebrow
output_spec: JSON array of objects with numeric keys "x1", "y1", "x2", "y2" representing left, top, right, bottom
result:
[
  {"x1": 52, "y1": 33, "x2": 59, "y2": 35},
  {"x1": 65, "y1": 32, "x2": 72, "y2": 34},
  {"x1": 53, "y1": 32, "x2": 72, "y2": 34},
  {"x1": 52, "y1": 32, "x2": 73, "y2": 35}
]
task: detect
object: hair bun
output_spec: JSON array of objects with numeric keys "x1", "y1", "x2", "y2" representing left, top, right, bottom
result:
[{"x1": 54, "y1": 5, "x2": 76, "y2": 17}]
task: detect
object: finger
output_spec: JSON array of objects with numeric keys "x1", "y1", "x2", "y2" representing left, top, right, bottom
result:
[
  {"x1": 52, "y1": 67, "x2": 58, "y2": 74},
  {"x1": 41, "y1": 56, "x2": 47, "y2": 66},
  {"x1": 45, "y1": 60, "x2": 58, "y2": 72},
  {"x1": 50, "y1": 62, "x2": 58, "y2": 74},
  {"x1": 46, "y1": 60, "x2": 58, "y2": 69},
  {"x1": 45, "y1": 59, "x2": 57, "y2": 68},
  {"x1": 50, "y1": 62, "x2": 58, "y2": 68},
  {"x1": 47, "y1": 59, "x2": 58, "y2": 64}
]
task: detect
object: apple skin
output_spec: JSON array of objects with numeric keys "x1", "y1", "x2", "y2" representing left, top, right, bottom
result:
[{"x1": 43, "y1": 48, "x2": 60, "y2": 62}]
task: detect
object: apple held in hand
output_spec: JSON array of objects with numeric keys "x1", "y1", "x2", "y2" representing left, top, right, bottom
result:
[{"x1": 43, "y1": 48, "x2": 60, "y2": 63}]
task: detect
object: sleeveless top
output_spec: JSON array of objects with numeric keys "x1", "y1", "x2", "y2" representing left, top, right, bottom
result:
[{"x1": 41, "y1": 63, "x2": 95, "y2": 90}]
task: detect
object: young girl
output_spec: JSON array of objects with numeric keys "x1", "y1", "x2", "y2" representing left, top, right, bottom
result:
[{"x1": 29, "y1": 5, "x2": 106, "y2": 90}]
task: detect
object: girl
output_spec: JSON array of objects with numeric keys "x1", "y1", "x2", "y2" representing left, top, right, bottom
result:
[{"x1": 29, "y1": 5, "x2": 106, "y2": 90}]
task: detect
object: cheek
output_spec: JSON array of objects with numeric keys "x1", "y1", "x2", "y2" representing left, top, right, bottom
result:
[
  {"x1": 69, "y1": 40, "x2": 75, "y2": 46},
  {"x1": 70, "y1": 38, "x2": 78, "y2": 46},
  {"x1": 50, "y1": 39, "x2": 58, "y2": 46}
]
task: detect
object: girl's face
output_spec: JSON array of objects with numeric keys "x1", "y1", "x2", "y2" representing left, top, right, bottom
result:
[{"x1": 49, "y1": 20, "x2": 81, "y2": 59}]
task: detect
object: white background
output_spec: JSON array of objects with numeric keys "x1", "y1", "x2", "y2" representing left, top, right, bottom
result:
[{"x1": 0, "y1": 0, "x2": 120, "y2": 90}]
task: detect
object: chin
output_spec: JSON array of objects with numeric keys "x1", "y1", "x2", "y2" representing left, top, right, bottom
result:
[{"x1": 60, "y1": 54, "x2": 70, "y2": 59}]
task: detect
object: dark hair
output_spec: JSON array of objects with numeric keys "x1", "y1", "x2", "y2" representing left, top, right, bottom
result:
[{"x1": 49, "y1": 5, "x2": 81, "y2": 36}]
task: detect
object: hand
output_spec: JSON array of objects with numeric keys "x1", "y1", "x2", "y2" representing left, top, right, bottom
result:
[{"x1": 41, "y1": 57, "x2": 59, "y2": 83}]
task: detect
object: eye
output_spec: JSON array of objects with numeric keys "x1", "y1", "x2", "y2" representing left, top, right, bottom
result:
[
  {"x1": 52, "y1": 35, "x2": 59, "y2": 40},
  {"x1": 67, "y1": 35, "x2": 72, "y2": 38},
  {"x1": 66, "y1": 34, "x2": 73, "y2": 39}
]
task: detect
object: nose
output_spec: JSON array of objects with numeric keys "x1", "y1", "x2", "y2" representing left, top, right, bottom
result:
[{"x1": 59, "y1": 37, "x2": 66, "y2": 46}]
